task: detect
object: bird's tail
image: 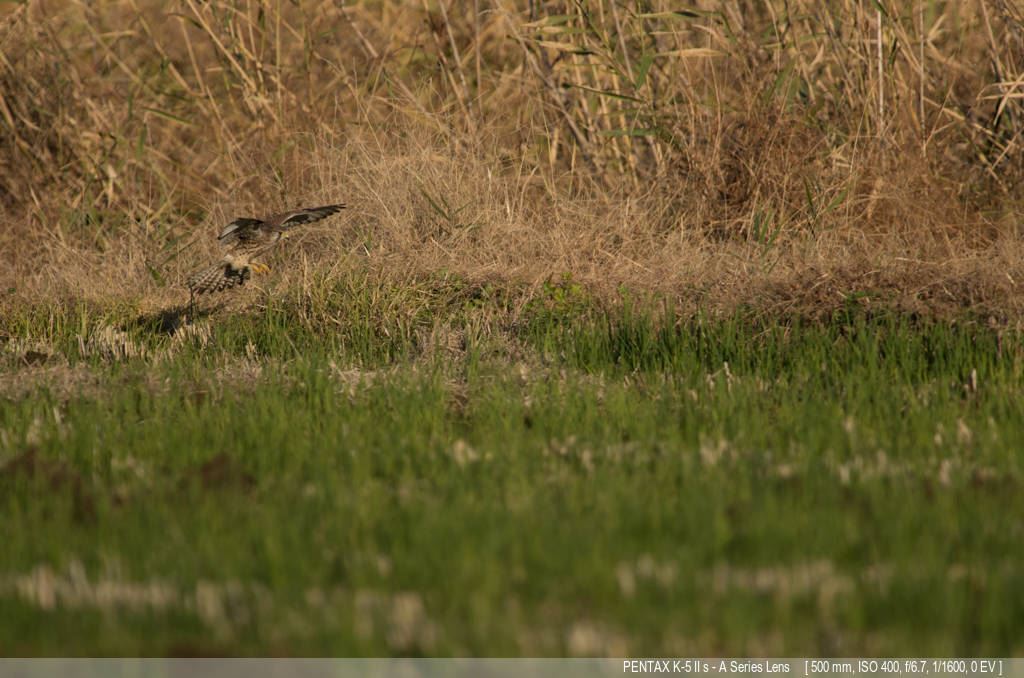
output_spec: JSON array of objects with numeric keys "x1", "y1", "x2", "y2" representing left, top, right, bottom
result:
[{"x1": 187, "y1": 262, "x2": 250, "y2": 295}]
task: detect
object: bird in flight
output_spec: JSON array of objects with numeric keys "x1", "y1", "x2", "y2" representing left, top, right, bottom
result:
[{"x1": 186, "y1": 204, "x2": 346, "y2": 301}]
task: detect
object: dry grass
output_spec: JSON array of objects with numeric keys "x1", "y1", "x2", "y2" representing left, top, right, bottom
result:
[{"x1": 2, "y1": 0, "x2": 1024, "y2": 319}]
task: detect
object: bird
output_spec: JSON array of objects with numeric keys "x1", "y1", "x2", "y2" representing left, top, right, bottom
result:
[{"x1": 186, "y1": 204, "x2": 346, "y2": 306}]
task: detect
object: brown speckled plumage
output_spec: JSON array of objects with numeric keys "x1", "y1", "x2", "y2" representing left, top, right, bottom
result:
[{"x1": 186, "y1": 204, "x2": 345, "y2": 296}]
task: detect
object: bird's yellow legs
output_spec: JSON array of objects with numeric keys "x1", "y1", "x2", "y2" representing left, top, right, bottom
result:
[{"x1": 250, "y1": 262, "x2": 272, "y2": 275}]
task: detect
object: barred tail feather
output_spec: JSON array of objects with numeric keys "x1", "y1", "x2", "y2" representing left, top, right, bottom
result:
[{"x1": 187, "y1": 262, "x2": 250, "y2": 295}]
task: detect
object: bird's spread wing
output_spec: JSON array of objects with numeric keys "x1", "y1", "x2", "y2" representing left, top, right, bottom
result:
[
  {"x1": 218, "y1": 218, "x2": 265, "y2": 246},
  {"x1": 274, "y1": 204, "x2": 346, "y2": 228}
]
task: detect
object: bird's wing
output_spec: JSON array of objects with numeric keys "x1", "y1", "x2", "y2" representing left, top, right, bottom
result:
[
  {"x1": 218, "y1": 218, "x2": 265, "y2": 246},
  {"x1": 271, "y1": 204, "x2": 347, "y2": 228}
]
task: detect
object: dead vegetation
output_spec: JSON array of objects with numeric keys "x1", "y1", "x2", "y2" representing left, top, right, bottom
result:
[{"x1": 2, "y1": 0, "x2": 1024, "y2": 320}]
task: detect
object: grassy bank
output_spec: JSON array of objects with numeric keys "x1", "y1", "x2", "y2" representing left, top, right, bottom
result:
[{"x1": 2, "y1": 1, "x2": 1024, "y2": 317}]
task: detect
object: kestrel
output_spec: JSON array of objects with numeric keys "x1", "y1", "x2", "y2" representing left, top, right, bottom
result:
[{"x1": 186, "y1": 204, "x2": 346, "y2": 297}]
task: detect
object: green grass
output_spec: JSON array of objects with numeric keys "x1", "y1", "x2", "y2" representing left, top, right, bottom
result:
[{"x1": 2, "y1": 287, "x2": 1023, "y2": 655}]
